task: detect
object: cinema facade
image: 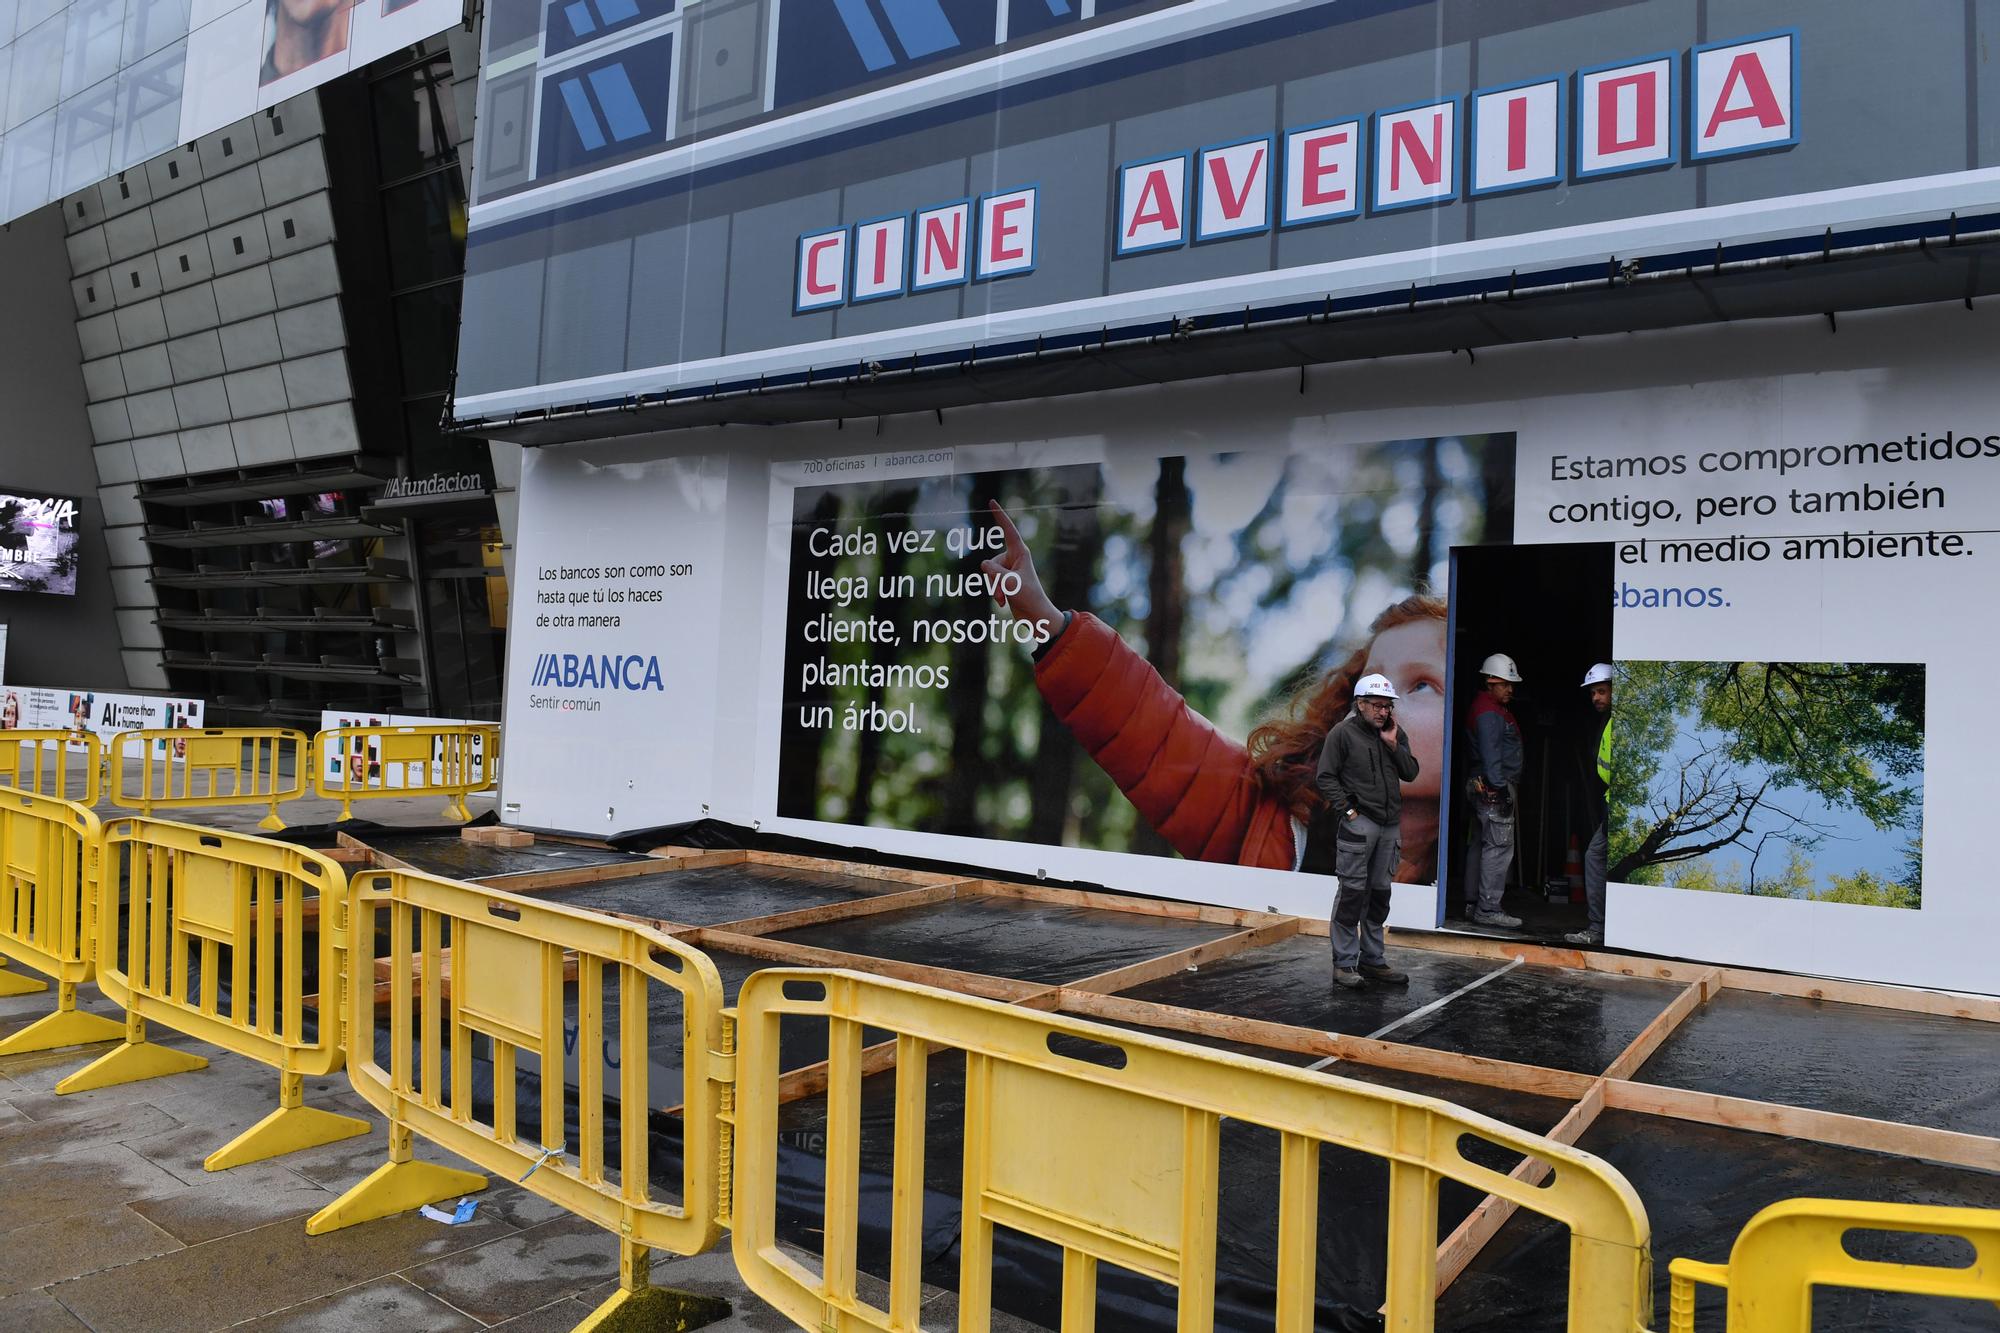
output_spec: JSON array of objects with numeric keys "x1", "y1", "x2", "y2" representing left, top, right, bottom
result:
[{"x1": 453, "y1": 0, "x2": 2000, "y2": 997}]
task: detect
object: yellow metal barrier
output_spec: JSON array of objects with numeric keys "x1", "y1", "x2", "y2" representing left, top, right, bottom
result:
[
  {"x1": 732, "y1": 969, "x2": 1655, "y2": 1333},
  {"x1": 1669, "y1": 1199, "x2": 2000, "y2": 1332},
  {"x1": 314, "y1": 868, "x2": 731, "y2": 1330},
  {"x1": 59, "y1": 816, "x2": 370, "y2": 1170},
  {"x1": 0, "y1": 787, "x2": 124, "y2": 1053},
  {"x1": 109, "y1": 728, "x2": 308, "y2": 831},
  {"x1": 313, "y1": 725, "x2": 497, "y2": 823},
  {"x1": 0, "y1": 730, "x2": 103, "y2": 804}
]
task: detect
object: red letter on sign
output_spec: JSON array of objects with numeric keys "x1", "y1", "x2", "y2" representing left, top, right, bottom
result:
[
  {"x1": 988, "y1": 199, "x2": 1027, "y2": 264},
  {"x1": 923, "y1": 213, "x2": 961, "y2": 275},
  {"x1": 807, "y1": 238, "x2": 841, "y2": 295},
  {"x1": 1596, "y1": 72, "x2": 1658, "y2": 155},
  {"x1": 1704, "y1": 52, "x2": 1785, "y2": 138},
  {"x1": 1303, "y1": 130, "x2": 1349, "y2": 206},
  {"x1": 1390, "y1": 113, "x2": 1444, "y2": 191},
  {"x1": 1506, "y1": 94, "x2": 1529, "y2": 172},
  {"x1": 1128, "y1": 168, "x2": 1181, "y2": 237},
  {"x1": 1207, "y1": 146, "x2": 1266, "y2": 221}
]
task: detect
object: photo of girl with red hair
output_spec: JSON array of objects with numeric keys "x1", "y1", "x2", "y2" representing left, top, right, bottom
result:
[{"x1": 982, "y1": 501, "x2": 1449, "y2": 884}]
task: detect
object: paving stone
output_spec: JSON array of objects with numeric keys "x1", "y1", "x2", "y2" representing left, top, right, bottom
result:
[
  {"x1": 0, "y1": 1287, "x2": 90, "y2": 1331},
  {"x1": 49, "y1": 1203, "x2": 515, "y2": 1333},
  {"x1": 129, "y1": 1160, "x2": 333, "y2": 1243},
  {"x1": 399, "y1": 1214, "x2": 621, "y2": 1324},
  {"x1": 0, "y1": 1102, "x2": 185, "y2": 1166},
  {"x1": 0, "y1": 1205, "x2": 183, "y2": 1296},
  {"x1": 233, "y1": 1275, "x2": 478, "y2": 1332},
  {"x1": 0, "y1": 1143, "x2": 191, "y2": 1233},
  {"x1": 126, "y1": 1084, "x2": 375, "y2": 1184},
  {"x1": 487, "y1": 1295, "x2": 604, "y2": 1330}
]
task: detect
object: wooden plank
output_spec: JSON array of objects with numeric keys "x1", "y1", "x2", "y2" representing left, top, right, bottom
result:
[
  {"x1": 644, "y1": 846, "x2": 750, "y2": 868},
  {"x1": 693, "y1": 929, "x2": 1045, "y2": 1003},
  {"x1": 706, "y1": 880, "x2": 968, "y2": 938},
  {"x1": 1601, "y1": 1079, "x2": 2000, "y2": 1173},
  {"x1": 1393, "y1": 929, "x2": 2000, "y2": 1023},
  {"x1": 1052, "y1": 989, "x2": 1600, "y2": 1101},
  {"x1": 743, "y1": 851, "x2": 959, "y2": 887},
  {"x1": 468, "y1": 856, "x2": 668, "y2": 894},
  {"x1": 1061, "y1": 919, "x2": 1301, "y2": 996},
  {"x1": 969, "y1": 879, "x2": 1298, "y2": 931},
  {"x1": 1600, "y1": 969, "x2": 1720, "y2": 1083},
  {"x1": 1432, "y1": 1080, "x2": 1607, "y2": 1298}
]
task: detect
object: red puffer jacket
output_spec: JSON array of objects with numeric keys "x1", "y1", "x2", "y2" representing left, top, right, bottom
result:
[{"x1": 1033, "y1": 612, "x2": 1298, "y2": 869}]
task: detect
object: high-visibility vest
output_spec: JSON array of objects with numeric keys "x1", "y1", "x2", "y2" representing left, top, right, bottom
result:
[{"x1": 1596, "y1": 715, "x2": 1613, "y2": 785}]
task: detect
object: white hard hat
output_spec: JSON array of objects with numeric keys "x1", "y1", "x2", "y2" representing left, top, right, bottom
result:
[
  {"x1": 1580, "y1": 663, "x2": 1614, "y2": 688},
  {"x1": 1353, "y1": 672, "x2": 1399, "y2": 701},
  {"x1": 1479, "y1": 653, "x2": 1522, "y2": 683}
]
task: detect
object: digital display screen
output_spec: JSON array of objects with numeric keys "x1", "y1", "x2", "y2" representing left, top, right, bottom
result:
[{"x1": 0, "y1": 493, "x2": 82, "y2": 597}]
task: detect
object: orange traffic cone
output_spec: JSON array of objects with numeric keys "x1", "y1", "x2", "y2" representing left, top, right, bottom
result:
[{"x1": 1565, "y1": 834, "x2": 1585, "y2": 902}]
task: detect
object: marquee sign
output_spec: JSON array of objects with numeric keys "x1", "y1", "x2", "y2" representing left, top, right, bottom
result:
[{"x1": 452, "y1": 1, "x2": 1994, "y2": 421}]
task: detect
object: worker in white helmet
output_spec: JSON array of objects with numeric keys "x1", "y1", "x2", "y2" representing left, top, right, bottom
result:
[
  {"x1": 1463, "y1": 652, "x2": 1525, "y2": 929},
  {"x1": 1311, "y1": 672, "x2": 1419, "y2": 989},
  {"x1": 1566, "y1": 664, "x2": 1615, "y2": 947}
]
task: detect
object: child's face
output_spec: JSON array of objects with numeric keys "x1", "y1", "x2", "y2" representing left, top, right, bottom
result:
[{"x1": 1361, "y1": 619, "x2": 1446, "y2": 800}]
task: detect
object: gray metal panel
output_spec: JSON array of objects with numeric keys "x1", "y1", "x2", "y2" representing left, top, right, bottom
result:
[
  {"x1": 456, "y1": 249, "x2": 546, "y2": 396},
  {"x1": 205, "y1": 213, "x2": 271, "y2": 275},
  {"x1": 110, "y1": 250, "x2": 163, "y2": 305},
  {"x1": 128, "y1": 430, "x2": 185, "y2": 479},
  {"x1": 164, "y1": 328, "x2": 226, "y2": 382},
  {"x1": 217, "y1": 312, "x2": 279, "y2": 369},
  {"x1": 64, "y1": 221, "x2": 109, "y2": 270},
  {"x1": 77, "y1": 309, "x2": 120, "y2": 357},
  {"x1": 99, "y1": 487, "x2": 145, "y2": 535},
  {"x1": 101, "y1": 203, "x2": 155, "y2": 261},
  {"x1": 284, "y1": 401, "x2": 354, "y2": 458},
  {"x1": 93, "y1": 439, "x2": 139, "y2": 482},
  {"x1": 111, "y1": 293, "x2": 166, "y2": 344},
  {"x1": 541, "y1": 236, "x2": 633, "y2": 384},
  {"x1": 627, "y1": 213, "x2": 731, "y2": 371},
  {"x1": 168, "y1": 374, "x2": 228, "y2": 426},
  {"x1": 124, "y1": 385, "x2": 178, "y2": 433},
  {"x1": 156, "y1": 232, "x2": 215, "y2": 290},
  {"x1": 255, "y1": 139, "x2": 325, "y2": 205},
  {"x1": 222, "y1": 363, "x2": 287, "y2": 417},
  {"x1": 160, "y1": 278, "x2": 221, "y2": 335},
  {"x1": 80, "y1": 353, "x2": 126, "y2": 400},
  {"x1": 86, "y1": 397, "x2": 132, "y2": 442},
  {"x1": 199, "y1": 159, "x2": 264, "y2": 224},
  {"x1": 264, "y1": 190, "x2": 332, "y2": 256},
  {"x1": 210, "y1": 264, "x2": 274, "y2": 321},
  {"x1": 176, "y1": 421, "x2": 236, "y2": 471},
  {"x1": 228, "y1": 410, "x2": 291, "y2": 463},
  {"x1": 273, "y1": 296, "x2": 342, "y2": 357},
  {"x1": 148, "y1": 179, "x2": 210, "y2": 244},
  {"x1": 118, "y1": 341, "x2": 172, "y2": 392},
  {"x1": 279, "y1": 348, "x2": 348, "y2": 406},
  {"x1": 267, "y1": 243, "x2": 337, "y2": 306}
]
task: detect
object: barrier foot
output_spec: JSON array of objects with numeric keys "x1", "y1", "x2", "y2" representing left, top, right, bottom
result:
[
  {"x1": 205, "y1": 1103, "x2": 372, "y2": 1172},
  {"x1": 0, "y1": 1007, "x2": 127, "y2": 1056},
  {"x1": 0, "y1": 967, "x2": 48, "y2": 997},
  {"x1": 257, "y1": 808, "x2": 287, "y2": 832},
  {"x1": 305, "y1": 1159, "x2": 488, "y2": 1235},
  {"x1": 440, "y1": 797, "x2": 470, "y2": 823},
  {"x1": 570, "y1": 1243, "x2": 730, "y2": 1333},
  {"x1": 57, "y1": 1039, "x2": 208, "y2": 1094}
]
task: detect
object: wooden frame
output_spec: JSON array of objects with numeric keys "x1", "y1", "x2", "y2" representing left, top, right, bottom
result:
[{"x1": 335, "y1": 835, "x2": 2000, "y2": 1298}]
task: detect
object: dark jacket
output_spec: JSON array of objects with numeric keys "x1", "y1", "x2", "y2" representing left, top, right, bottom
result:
[
  {"x1": 1467, "y1": 691, "x2": 1524, "y2": 788},
  {"x1": 1313, "y1": 710, "x2": 1420, "y2": 826}
]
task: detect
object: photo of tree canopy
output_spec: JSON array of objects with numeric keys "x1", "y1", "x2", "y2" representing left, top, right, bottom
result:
[
  {"x1": 1609, "y1": 660, "x2": 1925, "y2": 909},
  {"x1": 776, "y1": 435, "x2": 1514, "y2": 875}
]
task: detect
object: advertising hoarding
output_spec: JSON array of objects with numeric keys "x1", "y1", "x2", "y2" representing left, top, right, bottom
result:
[
  {"x1": 0, "y1": 492, "x2": 83, "y2": 596},
  {"x1": 455, "y1": 0, "x2": 2000, "y2": 419},
  {"x1": 497, "y1": 298, "x2": 2000, "y2": 993},
  {"x1": 0, "y1": 0, "x2": 461, "y2": 223}
]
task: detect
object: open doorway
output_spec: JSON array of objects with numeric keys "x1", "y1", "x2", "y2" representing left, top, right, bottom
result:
[{"x1": 1441, "y1": 542, "x2": 1614, "y2": 939}]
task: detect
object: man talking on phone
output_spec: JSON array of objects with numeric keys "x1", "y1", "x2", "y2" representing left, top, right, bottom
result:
[{"x1": 1312, "y1": 674, "x2": 1420, "y2": 989}]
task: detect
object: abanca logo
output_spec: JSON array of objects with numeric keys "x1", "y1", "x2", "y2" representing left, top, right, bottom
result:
[{"x1": 531, "y1": 653, "x2": 665, "y2": 691}]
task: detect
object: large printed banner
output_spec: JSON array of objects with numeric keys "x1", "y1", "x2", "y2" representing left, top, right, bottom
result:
[
  {"x1": 0, "y1": 685, "x2": 203, "y2": 752},
  {"x1": 498, "y1": 302, "x2": 2000, "y2": 991},
  {"x1": 772, "y1": 438, "x2": 1512, "y2": 892},
  {"x1": 0, "y1": 0, "x2": 460, "y2": 223},
  {"x1": 456, "y1": 0, "x2": 2000, "y2": 418}
]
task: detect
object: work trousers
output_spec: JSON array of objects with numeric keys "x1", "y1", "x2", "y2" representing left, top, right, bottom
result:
[
  {"x1": 1330, "y1": 810, "x2": 1399, "y2": 969},
  {"x1": 1584, "y1": 821, "x2": 1608, "y2": 933},
  {"x1": 1464, "y1": 791, "x2": 1516, "y2": 915}
]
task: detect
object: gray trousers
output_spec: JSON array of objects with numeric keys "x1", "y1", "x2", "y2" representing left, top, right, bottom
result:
[
  {"x1": 1330, "y1": 811, "x2": 1399, "y2": 969},
  {"x1": 1463, "y1": 793, "x2": 1516, "y2": 915},
  {"x1": 1584, "y1": 821, "x2": 1608, "y2": 933}
]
